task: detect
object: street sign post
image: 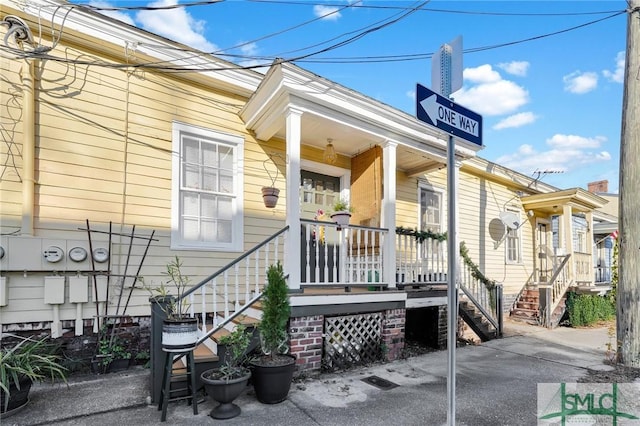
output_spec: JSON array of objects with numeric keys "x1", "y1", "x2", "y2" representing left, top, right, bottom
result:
[
  {"x1": 416, "y1": 83, "x2": 483, "y2": 147},
  {"x1": 416, "y1": 76, "x2": 483, "y2": 425}
]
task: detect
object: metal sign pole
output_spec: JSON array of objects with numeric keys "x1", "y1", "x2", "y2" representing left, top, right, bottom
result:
[{"x1": 446, "y1": 133, "x2": 457, "y2": 426}]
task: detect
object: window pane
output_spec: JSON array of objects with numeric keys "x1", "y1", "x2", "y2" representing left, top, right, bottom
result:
[
  {"x1": 183, "y1": 164, "x2": 199, "y2": 189},
  {"x1": 202, "y1": 166, "x2": 217, "y2": 191},
  {"x1": 218, "y1": 197, "x2": 232, "y2": 220},
  {"x1": 218, "y1": 220, "x2": 232, "y2": 243},
  {"x1": 200, "y1": 194, "x2": 217, "y2": 219},
  {"x1": 202, "y1": 143, "x2": 217, "y2": 167},
  {"x1": 220, "y1": 171, "x2": 234, "y2": 194},
  {"x1": 182, "y1": 192, "x2": 199, "y2": 216},
  {"x1": 201, "y1": 219, "x2": 216, "y2": 241},
  {"x1": 183, "y1": 138, "x2": 199, "y2": 163},
  {"x1": 182, "y1": 218, "x2": 199, "y2": 240},
  {"x1": 219, "y1": 146, "x2": 233, "y2": 170}
]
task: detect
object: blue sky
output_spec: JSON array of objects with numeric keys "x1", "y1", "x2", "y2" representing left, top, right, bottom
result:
[{"x1": 87, "y1": 0, "x2": 627, "y2": 193}]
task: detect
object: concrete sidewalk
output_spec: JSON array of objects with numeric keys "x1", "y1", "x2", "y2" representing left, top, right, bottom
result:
[{"x1": 3, "y1": 321, "x2": 625, "y2": 426}]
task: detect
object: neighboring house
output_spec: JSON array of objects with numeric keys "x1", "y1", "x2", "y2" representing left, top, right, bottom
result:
[
  {"x1": 587, "y1": 180, "x2": 619, "y2": 286},
  {"x1": 0, "y1": 0, "x2": 607, "y2": 378}
]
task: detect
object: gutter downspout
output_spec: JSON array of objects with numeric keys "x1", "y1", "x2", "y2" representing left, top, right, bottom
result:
[{"x1": 21, "y1": 59, "x2": 36, "y2": 235}]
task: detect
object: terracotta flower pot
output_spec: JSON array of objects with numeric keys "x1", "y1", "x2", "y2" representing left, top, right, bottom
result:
[{"x1": 262, "y1": 187, "x2": 280, "y2": 208}]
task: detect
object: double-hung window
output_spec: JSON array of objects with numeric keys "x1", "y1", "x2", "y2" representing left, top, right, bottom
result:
[
  {"x1": 171, "y1": 122, "x2": 244, "y2": 251},
  {"x1": 505, "y1": 209, "x2": 522, "y2": 264},
  {"x1": 420, "y1": 187, "x2": 442, "y2": 232}
]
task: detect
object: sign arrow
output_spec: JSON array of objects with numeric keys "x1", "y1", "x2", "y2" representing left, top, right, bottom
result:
[
  {"x1": 415, "y1": 84, "x2": 483, "y2": 146},
  {"x1": 419, "y1": 95, "x2": 479, "y2": 138}
]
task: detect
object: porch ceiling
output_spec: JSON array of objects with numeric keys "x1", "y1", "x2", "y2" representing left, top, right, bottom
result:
[
  {"x1": 521, "y1": 188, "x2": 608, "y2": 214},
  {"x1": 240, "y1": 61, "x2": 481, "y2": 173}
]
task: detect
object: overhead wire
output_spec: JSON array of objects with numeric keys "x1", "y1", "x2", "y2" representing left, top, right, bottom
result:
[{"x1": 2, "y1": 2, "x2": 626, "y2": 71}]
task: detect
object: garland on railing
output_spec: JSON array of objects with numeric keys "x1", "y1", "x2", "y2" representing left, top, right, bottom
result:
[
  {"x1": 459, "y1": 241, "x2": 497, "y2": 291},
  {"x1": 395, "y1": 227, "x2": 496, "y2": 292},
  {"x1": 395, "y1": 226, "x2": 447, "y2": 242}
]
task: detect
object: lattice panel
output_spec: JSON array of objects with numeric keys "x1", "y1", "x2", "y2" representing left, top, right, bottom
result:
[{"x1": 323, "y1": 313, "x2": 383, "y2": 371}]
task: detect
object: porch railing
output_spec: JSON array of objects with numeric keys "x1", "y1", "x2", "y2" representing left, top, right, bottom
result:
[
  {"x1": 539, "y1": 254, "x2": 572, "y2": 328},
  {"x1": 180, "y1": 226, "x2": 290, "y2": 343},
  {"x1": 573, "y1": 252, "x2": 593, "y2": 284},
  {"x1": 458, "y1": 255, "x2": 503, "y2": 336},
  {"x1": 300, "y1": 219, "x2": 388, "y2": 286},
  {"x1": 594, "y1": 265, "x2": 612, "y2": 284},
  {"x1": 395, "y1": 233, "x2": 447, "y2": 284}
]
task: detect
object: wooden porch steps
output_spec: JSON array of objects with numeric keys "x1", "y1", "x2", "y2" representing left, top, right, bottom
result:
[
  {"x1": 458, "y1": 299, "x2": 498, "y2": 342},
  {"x1": 509, "y1": 286, "x2": 540, "y2": 325},
  {"x1": 170, "y1": 305, "x2": 262, "y2": 389}
]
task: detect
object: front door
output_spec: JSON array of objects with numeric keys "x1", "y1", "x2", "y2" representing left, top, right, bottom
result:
[
  {"x1": 536, "y1": 220, "x2": 552, "y2": 283},
  {"x1": 300, "y1": 171, "x2": 341, "y2": 283}
]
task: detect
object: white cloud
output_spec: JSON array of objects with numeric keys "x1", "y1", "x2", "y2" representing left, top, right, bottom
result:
[
  {"x1": 563, "y1": 71, "x2": 598, "y2": 94},
  {"x1": 547, "y1": 134, "x2": 606, "y2": 149},
  {"x1": 406, "y1": 90, "x2": 415, "y2": 100},
  {"x1": 603, "y1": 51, "x2": 625, "y2": 83},
  {"x1": 462, "y1": 64, "x2": 501, "y2": 84},
  {"x1": 495, "y1": 133, "x2": 611, "y2": 175},
  {"x1": 453, "y1": 67, "x2": 529, "y2": 116},
  {"x1": 89, "y1": 1, "x2": 135, "y2": 25},
  {"x1": 136, "y1": 0, "x2": 217, "y2": 52},
  {"x1": 493, "y1": 112, "x2": 537, "y2": 130},
  {"x1": 314, "y1": 5, "x2": 342, "y2": 20},
  {"x1": 497, "y1": 61, "x2": 529, "y2": 77}
]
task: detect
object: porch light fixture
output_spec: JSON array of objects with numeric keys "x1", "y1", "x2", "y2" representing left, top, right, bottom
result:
[{"x1": 323, "y1": 138, "x2": 337, "y2": 164}]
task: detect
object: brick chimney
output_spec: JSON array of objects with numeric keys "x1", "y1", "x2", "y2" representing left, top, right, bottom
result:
[{"x1": 587, "y1": 180, "x2": 608, "y2": 193}]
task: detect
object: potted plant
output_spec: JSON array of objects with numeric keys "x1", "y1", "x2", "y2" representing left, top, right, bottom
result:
[
  {"x1": 0, "y1": 334, "x2": 68, "y2": 416},
  {"x1": 94, "y1": 332, "x2": 132, "y2": 374},
  {"x1": 148, "y1": 256, "x2": 199, "y2": 352},
  {"x1": 330, "y1": 197, "x2": 353, "y2": 228},
  {"x1": 249, "y1": 262, "x2": 296, "y2": 404},
  {"x1": 200, "y1": 324, "x2": 252, "y2": 419},
  {"x1": 261, "y1": 155, "x2": 281, "y2": 208}
]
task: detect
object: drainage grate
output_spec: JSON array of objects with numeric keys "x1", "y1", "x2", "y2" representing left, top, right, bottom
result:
[{"x1": 361, "y1": 375, "x2": 399, "y2": 390}]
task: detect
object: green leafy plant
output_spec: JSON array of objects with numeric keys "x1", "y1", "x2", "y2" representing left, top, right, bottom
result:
[
  {"x1": 146, "y1": 256, "x2": 192, "y2": 320},
  {"x1": 97, "y1": 332, "x2": 132, "y2": 367},
  {"x1": 331, "y1": 197, "x2": 353, "y2": 214},
  {"x1": 213, "y1": 325, "x2": 252, "y2": 380},
  {"x1": 565, "y1": 292, "x2": 615, "y2": 327},
  {"x1": 0, "y1": 335, "x2": 68, "y2": 411},
  {"x1": 258, "y1": 262, "x2": 290, "y2": 358}
]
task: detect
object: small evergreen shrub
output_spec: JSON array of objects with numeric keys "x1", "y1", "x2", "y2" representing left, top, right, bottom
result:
[{"x1": 566, "y1": 292, "x2": 615, "y2": 327}]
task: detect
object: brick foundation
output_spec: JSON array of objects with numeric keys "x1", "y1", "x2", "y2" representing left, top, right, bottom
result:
[
  {"x1": 289, "y1": 315, "x2": 324, "y2": 373},
  {"x1": 381, "y1": 308, "x2": 405, "y2": 361},
  {"x1": 289, "y1": 308, "x2": 407, "y2": 374}
]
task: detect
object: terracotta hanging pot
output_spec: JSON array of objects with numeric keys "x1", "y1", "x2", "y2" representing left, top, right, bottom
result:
[{"x1": 262, "y1": 186, "x2": 280, "y2": 208}]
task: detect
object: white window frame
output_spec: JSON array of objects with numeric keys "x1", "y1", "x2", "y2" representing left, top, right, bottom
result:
[
  {"x1": 418, "y1": 184, "x2": 444, "y2": 233},
  {"x1": 505, "y1": 209, "x2": 522, "y2": 264},
  {"x1": 171, "y1": 121, "x2": 244, "y2": 251}
]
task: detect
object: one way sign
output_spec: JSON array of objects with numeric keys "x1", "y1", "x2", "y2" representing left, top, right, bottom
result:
[{"x1": 416, "y1": 83, "x2": 482, "y2": 146}]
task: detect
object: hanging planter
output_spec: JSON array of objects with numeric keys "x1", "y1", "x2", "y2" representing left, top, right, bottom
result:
[
  {"x1": 330, "y1": 211, "x2": 351, "y2": 227},
  {"x1": 262, "y1": 186, "x2": 280, "y2": 209},
  {"x1": 262, "y1": 153, "x2": 283, "y2": 209},
  {"x1": 329, "y1": 197, "x2": 353, "y2": 229}
]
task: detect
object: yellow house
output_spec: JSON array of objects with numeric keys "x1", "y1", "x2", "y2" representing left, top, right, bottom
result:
[{"x1": 0, "y1": 0, "x2": 606, "y2": 380}]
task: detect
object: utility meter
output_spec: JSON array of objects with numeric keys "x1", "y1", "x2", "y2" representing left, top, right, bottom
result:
[
  {"x1": 69, "y1": 247, "x2": 88, "y2": 262},
  {"x1": 43, "y1": 246, "x2": 64, "y2": 263},
  {"x1": 92, "y1": 247, "x2": 109, "y2": 263}
]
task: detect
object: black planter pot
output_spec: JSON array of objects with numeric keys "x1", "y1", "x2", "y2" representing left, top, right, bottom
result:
[
  {"x1": 249, "y1": 354, "x2": 296, "y2": 404},
  {"x1": 201, "y1": 369, "x2": 251, "y2": 419},
  {"x1": 0, "y1": 376, "x2": 32, "y2": 416}
]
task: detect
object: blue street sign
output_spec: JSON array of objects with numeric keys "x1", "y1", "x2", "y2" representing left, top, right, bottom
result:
[{"x1": 416, "y1": 83, "x2": 483, "y2": 146}]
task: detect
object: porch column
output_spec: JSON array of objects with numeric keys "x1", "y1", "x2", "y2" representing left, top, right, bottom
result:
[
  {"x1": 561, "y1": 205, "x2": 574, "y2": 278},
  {"x1": 382, "y1": 141, "x2": 397, "y2": 288},
  {"x1": 285, "y1": 107, "x2": 303, "y2": 290}
]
